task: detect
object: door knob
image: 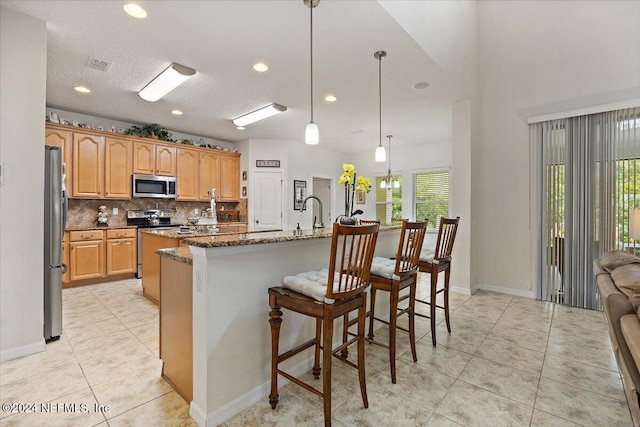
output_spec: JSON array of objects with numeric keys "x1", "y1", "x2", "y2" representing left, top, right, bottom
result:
[{"x1": 256, "y1": 220, "x2": 259, "y2": 224}]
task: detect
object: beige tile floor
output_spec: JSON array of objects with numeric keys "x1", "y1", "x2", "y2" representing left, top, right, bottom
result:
[{"x1": 0, "y1": 276, "x2": 632, "y2": 426}]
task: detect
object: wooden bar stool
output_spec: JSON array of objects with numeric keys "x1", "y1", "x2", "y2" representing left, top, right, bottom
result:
[
  {"x1": 415, "y1": 216, "x2": 460, "y2": 346},
  {"x1": 364, "y1": 219, "x2": 428, "y2": 384},
  {"x1": 268, "y1": 222, "x2": 379, "y2": 427}
]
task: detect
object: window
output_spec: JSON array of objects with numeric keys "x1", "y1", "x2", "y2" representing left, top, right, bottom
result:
[
  {"x1": 375, "y1": 176, "x2": 402, "y2": 224},
  {"x1": 414, "y1": 170, "x2": 450, "y2": 230}
]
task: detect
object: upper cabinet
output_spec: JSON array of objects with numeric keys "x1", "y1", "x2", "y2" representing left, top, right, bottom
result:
[
  {"x1": 46, "y1": 124, "x2": 239, "y2": 202},
  {"x1": 45, "y1": 126, "x2": 72, "y2": 192},
  {"x1": 219, "y1": 154, "x2": 240, "y2": 202},
  {"x1": 72, "y1": 132, "x2": 105, "y2": 198},
  {"x1": 104, "y1": 137, "x2": 132, "y2": 199},
  {"x1": 156, "y1": 145, "x2": 177, "y2": 176},
  {"x1": 198, "y1": 151, "x2": 220, "y2": 201},
  {"x1": 133, "y1": 141, "x2": 176, "y2": 176},
  {"x1": 176, "y1": 148, "x2": 199, "y2": 201}
]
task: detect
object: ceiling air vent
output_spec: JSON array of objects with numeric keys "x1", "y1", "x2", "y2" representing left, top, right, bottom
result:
[{"x1": 86, "y1": 57, "x2": 111, "y2": 72}]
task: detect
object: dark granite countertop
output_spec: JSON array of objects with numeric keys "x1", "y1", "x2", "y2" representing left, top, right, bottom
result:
[
  {"x1": 157, "y1": 247, "x2": 193, "y2": 265},
  {"x1": 141, "y1": 225, "x2": 280, "y2": 239},
  {"x1": 181, "y1": 224, "x2": 401, "y2": 249}
]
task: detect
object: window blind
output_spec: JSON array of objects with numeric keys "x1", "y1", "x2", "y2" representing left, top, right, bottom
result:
[
  {"x1": 413, "y1": 171, "x2": 450, "y2": 230},
  {"x1": 533, "y1": 106, "x2": 640, "y2": 309}
]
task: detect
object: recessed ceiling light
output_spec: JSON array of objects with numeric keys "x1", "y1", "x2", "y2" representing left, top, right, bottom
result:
[
  {"x1": 412, "y1": 82, "x2": 431, "y2": 90},
  {"x1": 171, "y1": 109, "x2": 183, "y2": 115},
  {"x1": 324, "y1": 94, "x2": 337, "y2": 102},
  {"x1": 74, "y1": 86, "x2": 91, "y2": 93},
  {"x1": 351, "y1": 129, "x2": 363, "y2": 134},
  {"x1": 124, "y1": 3, "x2": 147, "y2": 19},
  {"x1": 253, "y1": 62, "x2": 268, "y2": 73},
  {"x1": 236, "y1": 126, "x2": 246, "y2": 130}
]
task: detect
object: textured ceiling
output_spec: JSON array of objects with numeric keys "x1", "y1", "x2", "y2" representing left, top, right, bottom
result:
[{"x1": 1, "y1": 0, "x2": 466, "y2": 153}]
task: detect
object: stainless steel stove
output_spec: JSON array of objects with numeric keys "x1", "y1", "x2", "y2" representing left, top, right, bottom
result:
[{"x1": 127, "y1": 210, "x2": 180, "y2": 278}]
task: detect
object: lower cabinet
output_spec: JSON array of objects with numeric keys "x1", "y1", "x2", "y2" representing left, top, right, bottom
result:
[
  {"x1": 106, "y1": 229, "x2": 136, "y2": 275},
  {"x1": 69, "y1": 231, "x2": 105, "y2": 281},
  {"x1": 67, "y1": 228, "x2": 136, "y2": 285}
]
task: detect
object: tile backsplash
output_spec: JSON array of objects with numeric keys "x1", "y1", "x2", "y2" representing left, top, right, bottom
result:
[{"x1": 67, "y1": 199, "x2": 247, "y2": 229}]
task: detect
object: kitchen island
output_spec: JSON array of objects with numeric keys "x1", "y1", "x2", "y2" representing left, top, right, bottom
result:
[
  {"x1": 141, "y1": 225, "x2": 280, "y2": 303},
  {"x1": 157, "y1": 225, "x2": 401, "y2": 426}
]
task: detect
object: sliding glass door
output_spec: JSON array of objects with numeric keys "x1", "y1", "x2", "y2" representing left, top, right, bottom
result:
[{"x1": 533, "y1": 107, "x2": 640, "y2": 309}]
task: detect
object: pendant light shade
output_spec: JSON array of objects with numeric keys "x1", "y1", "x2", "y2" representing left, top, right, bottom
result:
[
  {"x1": 374, "y1": 51, "x2": 387, "y2": 161},
  {"x1": 304, "y1": 0, "x2": 319, "y2": 145},
  {"x1": 375, "y1": 142, "x2": 386, "y2": 162},
  {"x1": 305, "y1": 122, "x2": 319, "y2": 145}
]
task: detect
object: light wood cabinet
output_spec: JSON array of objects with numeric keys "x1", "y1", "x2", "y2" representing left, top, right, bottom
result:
[
  {"x1": 69, "y1": 230, "x2": 105, "y2": 281},
  {"x1": 104, "y1": 137, "x2": 132, "y2": 199},
  {"x1": 45, "y1": 127, "x2": 72, "y2": 192},
  {"x1": 198, "y1": 151, "x2": 220, "y2": 201},
  {"x1": 133, "y1": 141, "x2": 156, "y2": 174},
  {"x1": 106, "y1": 229, "x2": 136, "y2": 275},
  {"x1": 219, "y1": 154, "x2": 240, "y2": 201},
  {"x1": 142, "y1": 233, "x2": 181, "y2": 304},
  {"x1": 134, "y1": 141, "x2": 176, "y2": 176},
  {"x1": 72, "y1": 133, "x2": 105, "y2": 198},
  {"x1": 45, "y1": 124, "x2": 240, "y2": 204},
  {"x1": 160, "y1": 256, "x2": 193, "y2": 402},
  {"x1": 156, "y1": 145, "x2": 177, "y2": 176},
  {"x1": 176, "y1": 148, "x2": 199, "y2": 201}
]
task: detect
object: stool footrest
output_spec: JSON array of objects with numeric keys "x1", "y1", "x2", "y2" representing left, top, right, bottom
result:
[
  {"x1": 277, "y1": 369, "x2": 323, "y2": 398},
  {"x1": 277, "y1": 337, "x2": 317, "y2": 364}
]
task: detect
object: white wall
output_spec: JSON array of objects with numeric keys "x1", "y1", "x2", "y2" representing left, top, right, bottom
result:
[
  {"x1": 378, "y1": 0, "x2": 478, "y2": 99},
  {"x1": 0, "y1": 7, "x2": 48, "y2": 361},
  {"x1": 243, "y1": 139, "x2": 348, "y2": 230},
  {"x1": 476, "y1": 0, "x2": 640, "y2": 294}
]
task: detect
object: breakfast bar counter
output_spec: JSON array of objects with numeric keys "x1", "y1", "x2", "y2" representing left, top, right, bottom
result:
[{"x1": 175, "y1": 224, "x2": 401, "y2": 426}]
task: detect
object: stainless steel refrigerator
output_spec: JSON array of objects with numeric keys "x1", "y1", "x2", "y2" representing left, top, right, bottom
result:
[{"x1": 44, "y1": 146, "x2": 67, "y2": 342}]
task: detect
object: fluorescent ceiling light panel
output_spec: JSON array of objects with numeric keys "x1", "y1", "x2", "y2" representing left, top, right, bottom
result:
[
  {"x1": 232, "y1": 103, "x2": 287, "y2": 127},
  {"x1": 138, "y1": 63, "x2": 196, "y2": 102}
]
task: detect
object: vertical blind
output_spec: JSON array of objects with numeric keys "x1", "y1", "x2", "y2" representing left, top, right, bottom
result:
[
  {"x1": 414, "y1": 171, "x2": 450, "y2": 231},
  {"x1": 532, "y1": 107, "x2": 640, "y2": 309}
]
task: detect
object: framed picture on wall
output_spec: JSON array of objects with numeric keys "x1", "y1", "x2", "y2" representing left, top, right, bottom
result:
[
  {"x1": 356, "y1": 190, "x2": 366, "y2": 204},
  {"x1": 294, "y1": 180, "x2": 307, "y2": 210}
]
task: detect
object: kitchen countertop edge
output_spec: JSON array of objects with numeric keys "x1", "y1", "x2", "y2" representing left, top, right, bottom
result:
[{"x1": 182, "y1": 224, "x2": 401, "y2": 249}]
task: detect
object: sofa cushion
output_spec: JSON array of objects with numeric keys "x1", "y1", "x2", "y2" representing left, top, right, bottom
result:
[
  {"x1": 631, "y1": 295, "x2": 640, "y2": 312},
  {"x1": 621, "y1": 314, "x2": 640, "y2": 377},
  {"x1": 601, "y1": 251, "x2": 640, "y2": 273},
  {"x1": 611, "y1": 263, "x2": 640, "y2": 298}
]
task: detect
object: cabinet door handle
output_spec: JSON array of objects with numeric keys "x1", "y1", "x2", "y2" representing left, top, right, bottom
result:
[{"x1": 82, "y1": 235, "x2": 91, "y2": 240}]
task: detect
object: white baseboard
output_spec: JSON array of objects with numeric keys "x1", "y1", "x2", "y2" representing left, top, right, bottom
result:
[
  {"x1": 476, "y1": 283, "x2": 536, "y2": 299},
  {"x1": 0, "y1": 339, "x2": 45, "y2": 362},
  {"x1": 189, "y1": 401, "x2": 207, "y2": 426},
  {"x1": 193, "y1": 357, "x2": 313, "y2": 426},
  {"x1": 450, "y1": 285, "x2": 474, "y2": 296}
]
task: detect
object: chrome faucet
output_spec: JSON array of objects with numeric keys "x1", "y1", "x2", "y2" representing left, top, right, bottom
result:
[{"x1": 300, "y1": 195, "x2": 324, "y2": 229}]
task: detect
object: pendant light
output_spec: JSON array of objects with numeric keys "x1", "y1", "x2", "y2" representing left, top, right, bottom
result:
[
  {"x1": 304, "y1": 0, "x2": 319, "y2": 145},
  {"x1": 374, "y1": 51, "x2": 387, "y2": 162},
  {"x1": 380, "y1": 135, "x2": 399, "y2": 190}
]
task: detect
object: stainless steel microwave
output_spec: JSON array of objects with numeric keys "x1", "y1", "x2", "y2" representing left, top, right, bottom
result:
[{"x1": 132, "y1": 174, "x2": 177, "y2": 199}]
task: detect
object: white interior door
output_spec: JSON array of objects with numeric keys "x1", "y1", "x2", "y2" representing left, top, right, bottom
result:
[{"x1": 252, "y1": 171, "x2": 283, "y2": 229}]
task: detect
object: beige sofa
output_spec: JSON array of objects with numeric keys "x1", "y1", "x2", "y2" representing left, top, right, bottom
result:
[{"x1": 595, "y1": 253, "x2": 640, "y2": 426}]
